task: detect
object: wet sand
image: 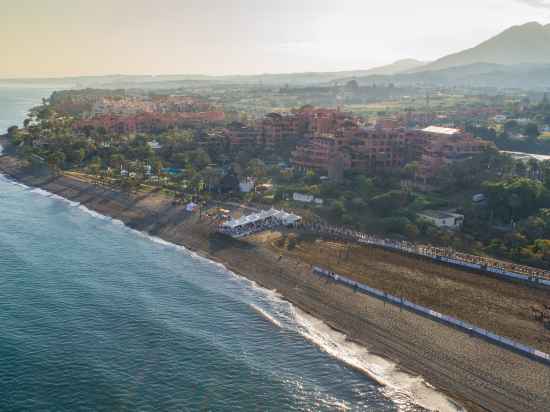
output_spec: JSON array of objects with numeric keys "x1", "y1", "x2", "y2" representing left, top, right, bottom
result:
[{"x1": 1, "y1": 153, "x2": 549, "y2": 412}]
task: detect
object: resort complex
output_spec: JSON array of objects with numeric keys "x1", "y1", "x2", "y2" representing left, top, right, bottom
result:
[
  {"x1": 3, "y1": 44, "x2": 550, "y2": 412},
  {"x1": 6, "y1": 3, "x2": 550, "y2": 411}
]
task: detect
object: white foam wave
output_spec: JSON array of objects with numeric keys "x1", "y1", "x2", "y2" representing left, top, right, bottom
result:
[
  {"x1": 292, "y1": 308, "x2": 464, "y2": 412},
  {"x1": 206, "y1": 266, "x2": 462, "y2": 411},
  {"x1": 6, "y1": 183, "x2": 463, "y2": 411},
  {"x1": 249, "y1": 304, "x2": 283, "y2": 328},
  {"x1": 30, "y1": 187, "x2": 52, "y2": 197},
  {"x1": 0, "y1": 171, "x2": 30, "y2": 189},
  {"x1": 30, "y1": 187, "x2": 80, "y2": 207},
  {"x1": 78, "y1": 204, "x2": 111, "y2": 220},
  {"x1": 49, "y1": 193, "x2": 80, "y2": 207}
]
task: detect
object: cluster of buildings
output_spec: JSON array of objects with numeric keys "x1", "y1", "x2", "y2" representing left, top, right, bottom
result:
[
  {"x1": 222, "y1": 106, "x2": 362, "y2": 150},
  {"x1": 259, "y1": 106, "x2": 363, "y2": 146},
  {"x1": 90, "y1": 96, "x2": 215, "y2": 117},
  {"x1": 74, "y1": 96, "x2": 225, "y2": 133},
  {"x1": 291, "y1": 127, "x2": 425, "y2": 173},
  {"x1": 291, "y1": 124, "x2": 489, "y2": 181},
  {"x1": 76, "y1": 112, "x2": 226, "y2": 134},
  {"x1": 419, "y1": 127, "x2": 490, "y2": 178},
  {"x1": 221, "y1": 107, "x2": 491, "y2": 182},
  {"x1": 73, "y1": 97, "x2": 492, "y2": 183}
]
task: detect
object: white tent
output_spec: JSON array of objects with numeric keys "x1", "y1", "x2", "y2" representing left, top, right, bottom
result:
[{"x1": 220, "y1": 208, "x2": 301, "y2": 233}]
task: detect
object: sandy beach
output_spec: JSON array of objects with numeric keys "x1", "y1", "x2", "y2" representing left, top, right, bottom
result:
[{"x1": 1, "y1": 151, "x2": 549, "y2": 412}]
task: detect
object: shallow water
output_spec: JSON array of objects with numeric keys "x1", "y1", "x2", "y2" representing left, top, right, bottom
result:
[{"x1": 0, "y1": 85, "x2": 60, "y2": 133}]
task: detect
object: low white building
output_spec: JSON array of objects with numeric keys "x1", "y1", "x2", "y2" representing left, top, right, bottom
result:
[
  {"x1": 472, "y1": 193, "x2": 486, "y2": 203},
  {"x1": 293, "y1": 192, "x2": 314, "y2": 203},
  {"x1": 422, "y1": 126, "x2": 461, "y2": 136},
  {"x1": 239, "y1": 178, "x2": 256, "y2": 193},
  {"x1": 148, "y1": 140, "x2": 162, "y2": 150},
  {"x1": 293, "y1": 192, "x2": 324, "y2": 205},
  {"x1": 514, "y1": 118, "x2": 530, "y2": 126},
  {"x1": 418, "y1": 210, "x2": 464, "y2": 230},
  {"x1": 501, "y1": 151, "x2": 550, "y2": 163}
]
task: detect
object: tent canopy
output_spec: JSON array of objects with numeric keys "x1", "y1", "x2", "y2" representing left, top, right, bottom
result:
[{"x1": 222, "y1": 208, "x2": 300, "y2": 229}]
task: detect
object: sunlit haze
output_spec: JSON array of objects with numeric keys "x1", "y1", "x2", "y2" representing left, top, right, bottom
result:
[{"x1": 2, "y1": 0, "x2": 550, "y2": 78}]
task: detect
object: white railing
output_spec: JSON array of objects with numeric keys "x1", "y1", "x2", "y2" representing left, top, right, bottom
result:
[
  {"x1": 312, "y1": 266, "x2": 550, "y2": 366},
  {"x1": 302, "y1": 224, "x2": 550, "y2": 287}
]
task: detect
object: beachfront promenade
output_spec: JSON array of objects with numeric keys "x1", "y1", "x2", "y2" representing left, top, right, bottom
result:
[{"x1": 301, "y1": 223, "x2": 550, "y2": 287}]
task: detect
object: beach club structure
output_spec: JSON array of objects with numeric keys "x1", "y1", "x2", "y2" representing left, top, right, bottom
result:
[{"x1": 218, "y1": 208, "x2": 301, "y2": 238}]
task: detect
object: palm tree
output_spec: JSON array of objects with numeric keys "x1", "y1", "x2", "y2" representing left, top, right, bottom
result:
[
  {"x1": 201, "y1": 166, "x2": 221, "y2": 192},
  {"x1": 527, "y1": 158, "x2": 540, "y2": 180},
  {"x1": 403, "y1": 161, "x2": 419, "y2": 182}
]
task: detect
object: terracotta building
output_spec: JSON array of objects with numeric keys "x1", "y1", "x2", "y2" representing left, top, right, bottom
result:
[
  {"x1": 260, "y1": 106, "x2": 361, "y2": 147},
  {"x1": 346, "y1": 127, "x2": 426, "y2": 172},
  {"x1": 291, "y1": 127, "x2": 424, "y2": 173},
  {"x1": 225, "y1": 122, "x2": 260, "y2": 151},
  {"x1": 291, "y1": 125, "x2": 490, "y2": 179},
  {"x1": 292, "y1": 135, "x2": 351, "y2": 171},
  {"x1": 260, "y1": 112, "x2": 305, "y2": 147},
  {"x1": 417, "y1": 126, "x2": 491, "y2": 181},
  {"x1": 75, "y1": 111, "x2": 225, "y2": 134}
]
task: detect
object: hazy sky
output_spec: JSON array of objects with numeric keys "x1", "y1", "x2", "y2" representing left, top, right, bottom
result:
[{"x1": 2, "y1": 0, "x2": 550, "y2": 78}]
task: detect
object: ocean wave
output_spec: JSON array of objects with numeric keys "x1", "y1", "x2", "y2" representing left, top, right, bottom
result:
[
  {"x1": 249, "y1": 304, "x2": 283, "y2": 328},
  {"x1": 7, "y1": 181, "x2": 462, "y2": 412},
  {"x1": 291, "y1": 308, "x2": 463, "y2": 412},
  {"x1": 77, "y1": 204, "x2": 111, "y2": 220},
  {"x1": 75, "y1": 204, "x2": 124, "y2": 225},
  {"x1": 217, "y1": 272, "x2": 461, "y2": 411},
  {"x1": 30, "y1": 187, "x2": 80, "y2": 207},
  {"x1": 0, "y1": 173, "x2": 30, "y2": 189}
]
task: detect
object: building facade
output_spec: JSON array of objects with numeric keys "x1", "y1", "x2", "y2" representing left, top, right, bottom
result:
[{"x1": 417, "y1": 126, "x2": 491, "y2": 181}]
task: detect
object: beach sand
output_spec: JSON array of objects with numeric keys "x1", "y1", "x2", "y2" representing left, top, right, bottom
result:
[{"x1": 1, "y1": 153, "x2": 549, "y2": 412}]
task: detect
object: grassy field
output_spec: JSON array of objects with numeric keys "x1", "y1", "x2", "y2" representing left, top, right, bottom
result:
[{"x1": 344, "y1": 94, "x2": 493, "y2": 117}]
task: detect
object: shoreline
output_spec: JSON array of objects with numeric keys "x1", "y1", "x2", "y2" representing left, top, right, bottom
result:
[
  {"x1": 1, "y1": 149, "x2": 549, "y2": 411},
  {"x1": 0, "y1": 163, "x2": 459, "y2": 412}
]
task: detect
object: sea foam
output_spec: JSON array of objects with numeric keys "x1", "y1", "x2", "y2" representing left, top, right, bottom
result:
[
  {"x1": 292, "y1": 308, "x2": 463, "y2": 412},
  {"x1": 0, "y1": 172, "x2": 30, "y2": 189},
  {"x1": 30, "y1": 187, "x2": 80, "y2": 207}
]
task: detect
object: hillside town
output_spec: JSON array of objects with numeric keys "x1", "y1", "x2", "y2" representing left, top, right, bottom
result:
[{"x1": 5, "y1": 88, "x2": 550, "y2": 270}]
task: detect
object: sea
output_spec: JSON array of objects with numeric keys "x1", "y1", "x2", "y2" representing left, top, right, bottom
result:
[{"x1": 0, "y1": 85, "x2": 460, "y2": 411}]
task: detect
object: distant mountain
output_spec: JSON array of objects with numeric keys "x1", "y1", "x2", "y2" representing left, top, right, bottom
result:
[
  {"x1": 416, "y1": 22, "x2": 550, "y2": 72},
  {"x1": 6, "y1": 21, "x2": 550, "y2": 91},
  {"x1": 353, "y1": 59, "x2": 427, "y2": 76},
  {"x1": 348, "y1": 62, "x2": 550, "y2": 90}
]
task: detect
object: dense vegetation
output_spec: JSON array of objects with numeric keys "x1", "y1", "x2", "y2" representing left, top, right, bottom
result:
[
  {"x1": 5, "y1": 93, "x2": 550, "y2": 269},
  {"x1": 466, "y1": 95, "x2": 550, "y2": 154}
]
